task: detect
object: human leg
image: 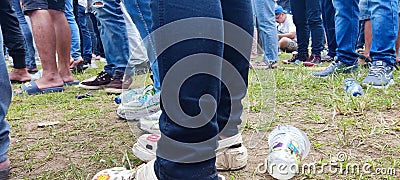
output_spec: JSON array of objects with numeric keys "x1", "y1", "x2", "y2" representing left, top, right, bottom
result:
[
  {"x1": 290, "y1": 0, "x2": 310, "y2": 60},
  {"x1": 321, "y1": 0, "x2": 337, "y2": 58},
  {"x1": 0, "y1": 27, "x2": 11, "y2": 179},
  {"x1": 151, "y1": 0, "x2": 224, "y2": 178},
  {"x1": 254, "y1": 0, "x2": 278, "y2": 62},
  {"x1": 24, "y1": 1, "x2": 64, "y2": 89},
  {"x1": 65, "y1": 0, "x2": 82, "y2": 61},
  {"x1": 306, "y1": 0, "x2": 324, "y2": 57},
  {"x1": 0, "y1": 0, "x2": 31, "y2": 82},
  {"x1": 77, "y1": 4, "x2": 93, "y2": 62}
]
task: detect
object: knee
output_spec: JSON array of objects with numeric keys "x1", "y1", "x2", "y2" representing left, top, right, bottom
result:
[{"x1": 279, "y1": 37, "x2": 290, "y2": 49}]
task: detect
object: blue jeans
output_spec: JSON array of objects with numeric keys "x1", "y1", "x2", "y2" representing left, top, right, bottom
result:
[
  {"x1": 77, "y1": 5, "x2": 93, "y2": 61},
  {"x1": 12, "y1": 0, "x2": 36, "y2": 69},
  {"x1": 87, "y1": 12, "x2": 105, "y2": 57},
  {"x1": 291, "y1": 0, "x2": 325, "y2": 58},
  {"x1": 91, "y1": 0, "x2": 129, "y2": 75},
  {"x1": 368, "y1": 0, "x2": 398, "y2": 64},
  {"x1": 151, "y1": 0, "x2": 253, "y2": 179},
  {"x1": 254, "y1": 0, "x2": 278, "y2": 62},
  {"x1": 122, "y1": 0, "x2": 161, "y2": 90},
  {"x1": 65, "y1": 0, "x2": 82, "y2": 60},
  {"x1": 322, "y1": 0, "x2": 337, "y2": 57},
  {"x1": 0, "y1": 29, "x2": 12, "y2": 164},
  {"x1": 333, "y1": 0, "x2": 360, "y2": 64}
]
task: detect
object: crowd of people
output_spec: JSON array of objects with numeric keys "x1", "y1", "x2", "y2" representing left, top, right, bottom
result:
[{"x1": 0, "y1": 0, "x2": 399, "y2": 179}]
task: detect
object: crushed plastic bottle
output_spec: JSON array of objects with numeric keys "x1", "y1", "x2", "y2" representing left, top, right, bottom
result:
[
  {"x1": 258, "y1": 125, "x2": 311, "y2": 180},
  {"x1": 343, "y1": 78, "x2": 363, "y2": 97}
]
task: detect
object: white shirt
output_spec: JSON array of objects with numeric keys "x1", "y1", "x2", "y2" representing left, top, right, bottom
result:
[{"x1": 277, "y1": 14, "x2": 297, "y2": 42}]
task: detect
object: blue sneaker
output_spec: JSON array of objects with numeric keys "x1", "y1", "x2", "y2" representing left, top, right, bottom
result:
[
  {"x1": 312, "y1": 57, "x2": 358, "y2": 77},
  {"x1": 361, "y1": 61, "x2": 395, "y2": 89}
]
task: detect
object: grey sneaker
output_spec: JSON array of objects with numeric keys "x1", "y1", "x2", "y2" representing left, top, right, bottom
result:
[
  {"x1": 313, "y1": 58, "x2": 358, "y2": 77},
  {"x1": 361, "y1": 61, "x2": 394, "y2": 89}
]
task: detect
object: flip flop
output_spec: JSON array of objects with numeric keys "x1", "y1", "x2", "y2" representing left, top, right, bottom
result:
[
  {"x1": 64, "y1": 80, "x2": 80, "y2": 86},
  {"x1": 14, "y1": 81, "x2": 64, "y2": 95},
  {"x1": 10, "y1": 79, "x2": 31, "y2": 84}
]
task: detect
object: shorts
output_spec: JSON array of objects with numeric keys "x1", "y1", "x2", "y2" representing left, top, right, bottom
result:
[
  {"x1": 359, "y1": 0, "x2": 371, "y2": 20},
  {"x1": 22, "y1": 0, "x2": 66, "y2": 13}
]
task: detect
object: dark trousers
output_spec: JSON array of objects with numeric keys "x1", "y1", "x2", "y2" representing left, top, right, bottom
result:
[
  {"x1": 322, "y1": 0, "x2": 337, "y2": 57},
  {"x1": 0, "y1": 0, "x2": 26, "y2": 69},
  {"x1": 151, "y1": 0, "x2": 253, "y2": 179},
  {"x1": 290, "y1": 0, "x2": 325, "y2": 58}
]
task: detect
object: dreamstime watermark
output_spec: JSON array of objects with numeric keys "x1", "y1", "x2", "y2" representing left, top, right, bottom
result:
[{"x1": 267, "y1": 152, "x2": 398, "y2": 177}]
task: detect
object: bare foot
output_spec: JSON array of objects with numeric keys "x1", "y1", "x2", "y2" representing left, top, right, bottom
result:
[
  {"x1": 35, "y1": 72, "x2": 64, "y2": 89},
  {"x1": 9, "y1": 68, "x2": 31, "y2": 82}
]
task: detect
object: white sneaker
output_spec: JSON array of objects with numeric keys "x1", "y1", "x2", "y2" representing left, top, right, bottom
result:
[
  {"x1": 138, "y1": 110, "x2": 162, "y2": 134},
  {"x1": 117, "y1": 89, "x2": 161, "y2": 120},
  {"x1": 216, "y1": 134, "x2": 248, "y2": 170},
  {"x1": 132, "y1": 134, "x2": 160, "y2": 162},
  {"x1": 132, "y1": 133, "x2": 247, "y2": 170},
  {"x1": 92, "y1": 160, "x2": 157, "y2": 180}
]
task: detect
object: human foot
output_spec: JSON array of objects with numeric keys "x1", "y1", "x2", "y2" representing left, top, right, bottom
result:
[{"x1": 9, "y1": 68, "x2": 31, "y2": 83}]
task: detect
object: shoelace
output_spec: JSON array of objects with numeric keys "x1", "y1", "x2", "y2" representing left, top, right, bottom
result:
[
  {"x1": 96, "y1": 71, "x2": 109, "y2": 80},
  {"x1": 368, "y1": 65, "x2": 385, "y2": 77},
  {"x1": 138, "y1": 87, "x2": 156, "y2": 103}
]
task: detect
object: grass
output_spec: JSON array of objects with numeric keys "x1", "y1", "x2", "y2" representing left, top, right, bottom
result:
[{"x1": 6, "y1": 53, "x2": 400, "y2": 179}]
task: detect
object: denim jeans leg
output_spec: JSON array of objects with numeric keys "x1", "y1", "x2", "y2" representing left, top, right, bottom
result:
[
  {"x1": 0, "y1": 29, "x2": 12, "y2": 164},
  {"x1": 322, "y1": 0, "x2": 337, "y2": 57},
  {"x1": 254, "y1": 0, "x2": 278, "y2": 62},
  {"x1": 86, "y1": 13, "x2": 98, "y2": 56},
  {"x1": 369, "y1": 0, "x2": 398, "y2": 65},
  {"x1": 306, "y1": 0, "x2": 324, "y2": 56},
  {"x1": 218, "y1": 0, "x2": 253, "y2": 137},
  {"x1": 65, "y1": 0, "x2": 82, "y2": 60},
  {"x1": 151, "y1": 0, "x2": 224, "y2": 179},
  {"x1": 122, "y1": 0, "x2": 161, "y2": 90},
  {"x1": 120, "y1": 2, "x2": 148, "y2": 77},
  {"x1": 332, "y1": 0, "x2": 360, "y2": 64},
  {"x1": 77, "y1": 5, "x2": 93, "y2": 61},
  {"x1": 91, "y1": 0, "x2": 129, "y2": 75},
  {"x1": 291, "y1": 0, "x2": 310, "y2": 59},
  {"x1": 12, "y1": 0, "x2": 36, "y2": 69}
]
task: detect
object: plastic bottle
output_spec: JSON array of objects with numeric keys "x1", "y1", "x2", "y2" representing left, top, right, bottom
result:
[
  {"x1": 262, "y1": 125, "x2": 311, "y2": 180},
  {"x1": 343, "y1": 78, "x2": 363, "y2": 97},
  {"x1": 114, "y1": 84, "x2": 154, "y2": 104}
]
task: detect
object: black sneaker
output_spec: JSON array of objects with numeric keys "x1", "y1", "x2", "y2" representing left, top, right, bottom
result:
[
  {"x1": 79, "y1": 71, "x2": 112, "y2": 90},
  {"x1": 282, "y1": 51, "x2": 307, "y2": 65}
]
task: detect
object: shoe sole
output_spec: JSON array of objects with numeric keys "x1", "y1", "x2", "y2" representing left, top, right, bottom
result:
[
  {"x1": 138, "y1": 120, "x2": 161, "y2": 134},
  {"x1": 362, "y1": 79, "x2": 395, "y2": 89},
  {"x1": 132, "y1": 142, "x2": 156, "y2": 162},
  {"x1": 105, "y1": 88, "x2": 129, "y2": 94},
  {"x1": 76, "y1": 84, "x2": 105, "y2": 90},
  {"x1": 117, "y1": 104, "x2": 161, "y2": 121}
]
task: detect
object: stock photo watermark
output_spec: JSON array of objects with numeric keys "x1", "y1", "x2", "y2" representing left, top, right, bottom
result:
[{"x1": 267, "y1": 152, "x2": 398, "y2": 177}]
